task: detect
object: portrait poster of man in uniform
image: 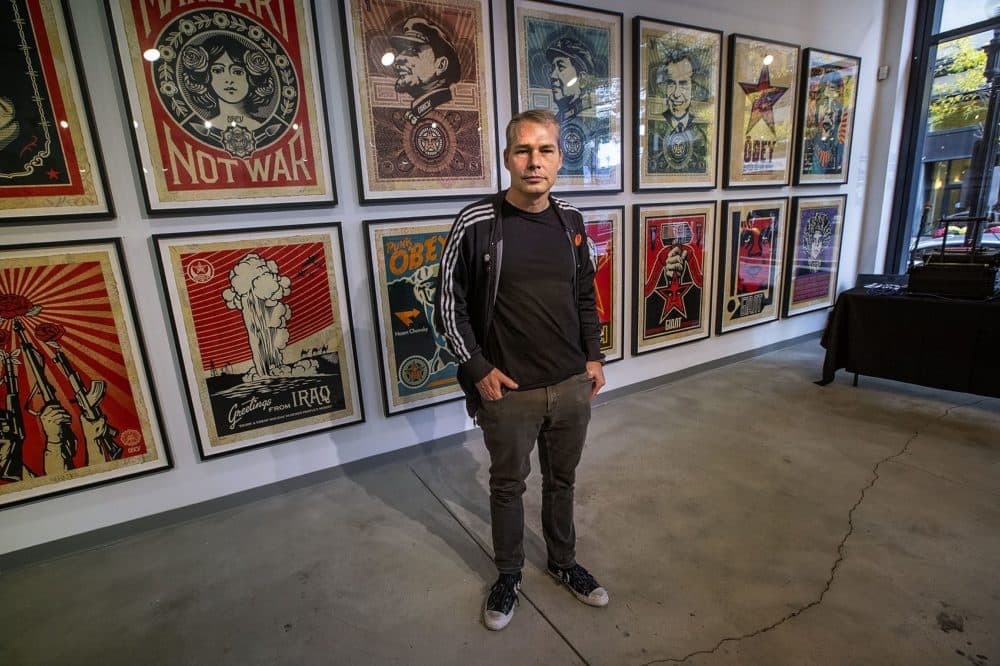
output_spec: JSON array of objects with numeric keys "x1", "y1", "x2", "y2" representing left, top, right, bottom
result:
[
  {"x1": 511, "y1": 0, "x2": 622, "y2": 192},
  {"x1": 155, "y1": 227, "x2": 362, "y2": 457},
  {"x1": 366, "y1": 219, "x2": 462, "y2": 416},
  {"x1": 341, "y1": 0, "x2": 497, "y2": 201},
  {"x1": 582, "y1": 208, "x2": 623, "y2": 362},
  {"x1": 1, "y1": 0, "x2": 110, "y2": 220},
  {"x1": 783, "y1": 195, "x2": 846, "y2": 316},
  {"x1": 108, "y1": 0, "x2": 335, "y2": 212},
  {"x1": 0, "y1": 241, "x2": 169, "y2": 508},
  {"x1": 635, "y1": 18, "x2": 721, "y2": 190},
  {"x1": 725, "y1": 35, "x2": 800, "y2": 188},
  {"x1": 718, "y1": 199, "x2": 788, "y2": 334},
  {"x1": 634, "y1": 203, "x2": 715, "y2": 354},
  {"x1": 796, "y1": 50, "x2": 860, "y2": 185}
]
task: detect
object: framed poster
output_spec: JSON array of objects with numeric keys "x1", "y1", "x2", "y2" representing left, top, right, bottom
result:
[
  {"x1": 340, "y1": 0, "x2": 498, "y2": 202},
  {"x1": 510, "y1": 0, "x2": 622, "y2": 193},
  {"x1": 1, "y1": 0, "x2": 112, "y2": 221},
  {"x1": 717, "y1": 198, "x2": 788, "y2": 333},
  {"x1": 795, "y1": 49, "x2": 861, "y2": 185},
  {"x1": 632, "y1": 201, "x2": 715, "y2": 354},
  {"x1": 106, "y1": 0, "x2": 336, "y2": 213},
  {"x1": 0, "y1": 239, "x2": 169, "y2": 509},
  {"x1": 154, "y1": 224, "x2": 363, "y2": 458},
  {"x1": 724, "y1": 34, "x2": 800, "y2": 188},
  {"x1": 582, "y1": 206, "x2": 624, "y2": 362},
  {"x1": 633, "y1": 17, "x2": 721, "y2": 191},
  {"x1": 783, "y1": 195, "x2": 847, "y2": 317},
  {"x1": 364, "y1": 217, "x2": 462, "y2": 416}
]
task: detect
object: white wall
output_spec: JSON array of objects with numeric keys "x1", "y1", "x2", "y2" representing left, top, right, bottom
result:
[{"x1": 0, "y1": 0, "x2": 906, "y2": 554}]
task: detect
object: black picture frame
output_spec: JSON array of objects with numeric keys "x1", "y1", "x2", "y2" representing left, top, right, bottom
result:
[
  {"x1": 509, "y1": 0, "x2": 624, "y2": 195},
  {"x1": 632, "y1": 16, "x2": 722, "y2": 192},
  {"x1": 716, "y1": 197, "x2": 789, "y2": 334},
  {"x1": 794, "y1": 49, "x2": 862, "y2": 185},
  {"x1": 631, "y1": 200, "x2": 717, "y2": 355},
  {"x1": 782, "y1": 194, "x2": 848, "y2": 317},
  {"x1": 0, "y1": 238, "x2": 171, "y2": 509},
  {"x1": 723, "y1": 34, "x2": 801, "y2": 189},
  {"x1": 580, "y1": 205, "x2": 625, "y2": 362},
  {"x1": 363, "y1": 216, "x2": 464, "y2": 417},
  {"x1": 339, "y1": 0, "x2": 500, "y2": 203},
  {"x1": 153, "y1": 223, "x2": 364, "y2": 459},
  {"x1": 105, "y1": 0, "x2": 337, "y2": 215},
  {"x1": 1, "y1": 0, "x2": 114, "y2": 223}
]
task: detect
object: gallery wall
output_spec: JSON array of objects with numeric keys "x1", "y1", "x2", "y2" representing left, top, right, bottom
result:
[{"x1": 0, "y1": 0, "x2": 905, "y2": 554}]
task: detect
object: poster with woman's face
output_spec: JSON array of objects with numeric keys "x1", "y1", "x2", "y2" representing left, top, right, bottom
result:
[
  {"x1": 155, "y1": 226, "x2": 363, "y2": 457},
  {"x1": 0, "y1": 241, "x2": 169, "y2": 508},
  {"x1": 1, "y1": 0, "x2": 110, "y2": 220},
  {"x1": 108, "y1": 0, "x2": 335, "y2": 212},
  {"x1": 717, "y1": 198, "x2": 788, "y2": 334}
]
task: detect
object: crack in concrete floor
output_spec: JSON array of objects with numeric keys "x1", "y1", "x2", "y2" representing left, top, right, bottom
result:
[{"x1": 641, "y1": 398, "x2": 985, "y2": 665}]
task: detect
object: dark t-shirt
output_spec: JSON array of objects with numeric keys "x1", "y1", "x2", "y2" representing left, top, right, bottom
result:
[{"x1": 485, "y1": 201, "x2": 586, "y2": 390}]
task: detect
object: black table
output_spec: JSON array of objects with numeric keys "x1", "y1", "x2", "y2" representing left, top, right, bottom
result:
[{"x1": 819, "y1": 286, "x2": 1000, "y2": 397}]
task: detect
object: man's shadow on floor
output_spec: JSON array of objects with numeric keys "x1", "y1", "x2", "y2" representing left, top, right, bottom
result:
[{"x1": 342, "y1": 416, "x2": 549, "y2": 584}]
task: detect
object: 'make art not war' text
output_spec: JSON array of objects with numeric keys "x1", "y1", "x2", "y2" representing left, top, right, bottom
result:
[{"x1": 164, "y1": 124, "x2": 313, "y2": 187}]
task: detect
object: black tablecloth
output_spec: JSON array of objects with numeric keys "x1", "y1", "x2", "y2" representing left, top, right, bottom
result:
[{"x1": 820, "y1": 287, "x2": 1000, "y2": 397}]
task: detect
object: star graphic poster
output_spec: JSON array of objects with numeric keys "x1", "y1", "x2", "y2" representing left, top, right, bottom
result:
[
  {"x1": 340, "y1": 0, "x2": 498, "y2": 202},
  {"x1": 107, "y1": 0, "x2": 335, "y2": 213},
  {"x1": 154, "y1": 225, "x2": 363, "y2": 458},
  {"x1": 582, "y1": 207, "x2": 623, "y2": 362},
  {"x1": 1, "y1": 0, "x2": 111, "y2": 221},
  {"x1": 724, "y1": 34, "x2": 800, "y2": 187},
  {"x1": 364, "y1": 217, "x2": 462, "y2": 416},
  {"x1": 0, "y1": 240, "x2": 169, "y2": 508},
  {"x1": 717, "y1": 198, "x2": 789, "y2": 334},
  {"x1": 632, "y1": 202, "x2": 715, "y2": 355}
]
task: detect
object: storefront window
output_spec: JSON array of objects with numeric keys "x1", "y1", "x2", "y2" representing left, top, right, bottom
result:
[{"x1": 890, "y1": 2, "x2": 1000, "y2": 269}]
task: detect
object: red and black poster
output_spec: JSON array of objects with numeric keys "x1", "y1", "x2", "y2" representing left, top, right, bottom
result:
[
  {"x1": 108, "y1": 0, "x2": 334, "y2": 212},
  {"x1": 1, "y1": 0, "x2": 110, "y2": 220},
  {"x1": 0, "y1": 241, "x2": 168, "y2": 508},
  {"x1": 155, "y1": 225, "x2": 362, "y2": 457},
  {"x1": 633, "y1": 202, "x2": 715, "y2": 354}
]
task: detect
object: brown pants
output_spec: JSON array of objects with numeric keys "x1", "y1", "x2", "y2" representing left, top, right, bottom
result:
[{"x1": 476, "y1": 371, "x2": 592, "y2": 574}]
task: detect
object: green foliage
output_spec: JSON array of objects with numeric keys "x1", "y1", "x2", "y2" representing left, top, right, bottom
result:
[{"x1": 928, "y1": 37, "x2": 988, "y2": 131}]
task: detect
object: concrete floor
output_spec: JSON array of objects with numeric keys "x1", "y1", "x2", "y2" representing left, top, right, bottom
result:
[{"x1": 1, "y1": 340, "x2": 998, "y2": 665}]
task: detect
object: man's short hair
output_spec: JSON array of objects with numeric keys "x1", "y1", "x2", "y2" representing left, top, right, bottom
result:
[
  {"x1": 505, "y1": 109, "x2": 560, "y2": 150},
  {"x1": 390, "y1": 17, "x2": 461, "y2": 86},
  {"x1": 545, "y1": 37, "x2": 595, "y2": 77}
]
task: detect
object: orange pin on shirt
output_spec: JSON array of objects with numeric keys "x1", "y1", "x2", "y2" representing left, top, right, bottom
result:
[{"x1": 574, "y1": 233, "x2": 582, "y2": 247}]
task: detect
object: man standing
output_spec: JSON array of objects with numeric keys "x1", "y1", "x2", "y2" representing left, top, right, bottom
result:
[
  {"x1": 435, "y1": 110, "x2": 609, "y2": 631},
  {"x1": 648, "y1": 50, "x2": 709, "y2": 174},
  {"x1": 389, "y1": 17, "x2": 462, "y2": 125}
]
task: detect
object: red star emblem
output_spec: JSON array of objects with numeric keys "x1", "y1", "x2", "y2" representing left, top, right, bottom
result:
[
  {"x1": 654, "y1": 278, "x2": 692, "y2": 322},
  {"x1": 46, "y1": 168, "x2": 60, "y2": 180},
  {"x1": 739, "y1": 66, "x2": 787, "y2": 135}
]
